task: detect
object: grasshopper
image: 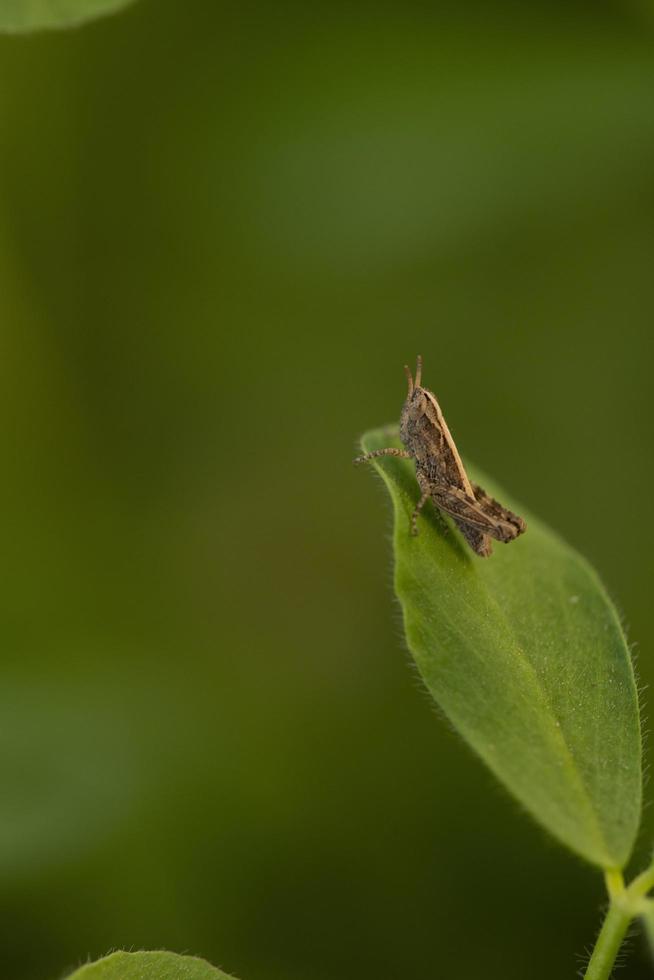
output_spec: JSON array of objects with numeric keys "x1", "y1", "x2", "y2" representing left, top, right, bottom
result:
[{"x1": 355, "y1": 356, "x2": 526, "y2": 557}]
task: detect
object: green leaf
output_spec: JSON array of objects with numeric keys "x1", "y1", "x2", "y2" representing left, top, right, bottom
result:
[
  {"x1": 0, "y1": 0, "x2": 137, "y2": 32},
  {"x1": 361, "y1": 425, "x2": 641, "y2": 869},
  {"x1": 67, "y1": 951, "x2": 239, "y2": 980}
]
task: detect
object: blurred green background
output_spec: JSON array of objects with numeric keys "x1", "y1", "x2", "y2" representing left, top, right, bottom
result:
[{"x1": 1, "y1": 1, "x2": 653, "y2": 977}]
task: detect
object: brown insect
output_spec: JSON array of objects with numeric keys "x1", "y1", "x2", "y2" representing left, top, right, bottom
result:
[{"x1": 354, "y1": 355, "x2": 526, "y2": 557}]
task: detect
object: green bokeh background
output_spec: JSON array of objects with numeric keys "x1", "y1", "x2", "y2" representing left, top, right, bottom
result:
[{"x1": 1, "y1": 1, "x2": 653, "y2": 978}]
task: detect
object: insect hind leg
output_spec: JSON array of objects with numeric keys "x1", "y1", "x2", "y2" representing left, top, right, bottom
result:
[{"x1": 472, "y1": 483, "x2": 527, "y2": 540}]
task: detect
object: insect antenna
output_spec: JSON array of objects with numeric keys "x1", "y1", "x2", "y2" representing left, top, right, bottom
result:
[
  {"x1": 403, "y1": 363, "x2": 414, "y2": 396},
  {"x1": 415, "y1": 354, "x2": 423, "y2": 389}
]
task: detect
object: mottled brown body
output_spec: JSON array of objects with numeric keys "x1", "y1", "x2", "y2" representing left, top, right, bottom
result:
[{"x1": 355, "y1": 356, "x2": 526, "y2": 557}]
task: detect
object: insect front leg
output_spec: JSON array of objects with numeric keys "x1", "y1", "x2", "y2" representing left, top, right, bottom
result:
[
  {"x1": 353, "y1": 448, "x2": 412, "y2": 465},
  {"x1": 410, "y1": 488, "x2": 431, "y2": 536}
]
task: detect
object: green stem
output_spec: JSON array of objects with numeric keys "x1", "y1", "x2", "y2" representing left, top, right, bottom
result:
[
  {"x1": 583, "y1": 897, "x2": 632, "y2": 980},
  {"x1": 583, "y1": 866, "x2": 654, "y2": 980},
  {"x1": 627, "y1": 864, "x2": 654, "y2": 901}
]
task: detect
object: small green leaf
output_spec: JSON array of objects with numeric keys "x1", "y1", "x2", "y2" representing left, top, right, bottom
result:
[
  {"x1": 67, "y1": 951, "x2": 239, "y2": 980},
  {"x1": 0, "y1": 0, "x2": 137, "y2": 32},
  {"x1": 361, "y1": 425, "x2": 641, "y2": 869}
]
